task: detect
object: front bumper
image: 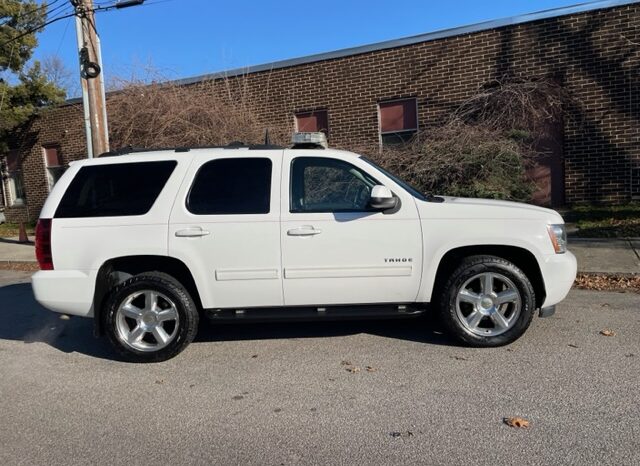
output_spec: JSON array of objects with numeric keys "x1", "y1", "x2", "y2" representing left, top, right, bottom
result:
[
  {"x1": 540, "y1": 251, "x2": 577, "y2": 308},
  {"x1": 31, "y1": 270, "x2": 96, "y2": 317}
]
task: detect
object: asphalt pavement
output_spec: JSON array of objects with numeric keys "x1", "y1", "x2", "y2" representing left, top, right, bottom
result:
[{"x1": 0, "y1": 270, "x2": 638, "y2": 465}]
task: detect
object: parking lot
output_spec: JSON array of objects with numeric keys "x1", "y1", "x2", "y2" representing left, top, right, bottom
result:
[{"x1": 0, "y1": 269, "x2": 638, "y2": 465}]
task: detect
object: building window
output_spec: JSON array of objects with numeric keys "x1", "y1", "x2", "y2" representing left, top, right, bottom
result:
[
  {"x1": 378, "y1": 98, "x2": 418, "y2": 145},
  {"x1": 295, "y1": 110, "x2": 329, "y2": 135},
  {"x1": 5, "y1": 150, "x2": 26, "y2": 206},
  {"x1": 43, "y1": 145, "x2": 65, "y2": 191}
]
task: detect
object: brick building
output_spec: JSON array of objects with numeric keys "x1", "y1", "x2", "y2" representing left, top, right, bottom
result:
[{"x1": 2, "y1": 0, "x2": 639, "y2": 223}]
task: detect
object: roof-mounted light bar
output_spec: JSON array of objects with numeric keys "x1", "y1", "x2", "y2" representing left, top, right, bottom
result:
[{"x1": 291, "y1": 132, "x2": 328, "y2": 149}]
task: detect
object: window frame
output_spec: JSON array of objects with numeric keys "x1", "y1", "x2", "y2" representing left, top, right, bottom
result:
[
  {"x1": 289, "y1": 156, "x2": 381, "y2": 214},
  {"x1": 4, "y1": 150, "x2": 26, "y2": 207},
  {"x1": 54, "y1": 160, "x2": 177, "y2": 219},
  {"x1": 294, "y1": 109, "x2": 329, "y2": 135},
  {"x1": 42, "y1": 145, "x2": 64, "y2": 192},
  {"x1": 186, "y1": 157, "x2": 273, "y2": 216},
  {"x1": 377, "y1": 98, "x2": 418, "y2": 147},
  {"x1": 7, "y1": 171, "x2": 26, "y2": 207}
]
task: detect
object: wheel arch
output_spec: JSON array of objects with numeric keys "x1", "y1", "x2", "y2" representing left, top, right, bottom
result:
[
  {"x1": 93, "y1": 255, "x2": 202, "y2": 336},
  {"x1": 429, "y1": 245, "x2": 546, "y2": 309}
]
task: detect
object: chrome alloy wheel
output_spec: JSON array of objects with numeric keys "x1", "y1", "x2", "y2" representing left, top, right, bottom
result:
[
  {"x1": 455, "y1": 272, "x2": 522, "y2": 337},
  {"x1": 115, "y1": 290, "x2": 180, "y2": 352}
]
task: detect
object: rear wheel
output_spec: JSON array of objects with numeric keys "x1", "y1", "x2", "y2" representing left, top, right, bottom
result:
[
  {"x1": 438, "y1": 255, "x2": 535, "y2": 347},
  {"x1": 103, "y1": 272, "x2": 199, "y2": 362}
]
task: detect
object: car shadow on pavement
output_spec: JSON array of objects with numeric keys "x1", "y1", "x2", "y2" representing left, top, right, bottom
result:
[
  {"x1": 0, "y1": 282, "x2": 116, "y2": 359},
  {"x1": 0, "y1": 282, "x2": 457, "y2": 361},
  {"x1": 198, "y1": 316, "x2": 455, "y2": 347}
]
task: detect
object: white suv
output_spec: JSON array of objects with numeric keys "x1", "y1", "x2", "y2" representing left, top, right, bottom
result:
[{"x1": 32, "y1": 139, "x2": 577, "y2": 362}]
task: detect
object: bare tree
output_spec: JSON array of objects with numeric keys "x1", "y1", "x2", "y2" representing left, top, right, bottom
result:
[{"x1": 41, "y1": 55, "x2": 78, "y2": 98}]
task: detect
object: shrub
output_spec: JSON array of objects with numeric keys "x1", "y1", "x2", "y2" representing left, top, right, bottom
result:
[
  {"x1": 107, "y1": 77, "x2": 289, "y2": 149},
  {"x1": 346, "y1": 122, "x2": 534, "y2": 202}
]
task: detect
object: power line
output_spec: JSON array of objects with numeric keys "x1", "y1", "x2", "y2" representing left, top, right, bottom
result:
[
  {"x1": 54, "y1": 15, "x2": 72, "y2": 56},
  {"x1": 139, "y1": 0, "x2": 181, "y2": 7}
]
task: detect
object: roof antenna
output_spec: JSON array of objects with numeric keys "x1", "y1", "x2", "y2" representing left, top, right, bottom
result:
[{"x1": 264, "y1": 128, "x2": 271, "y2": 146}]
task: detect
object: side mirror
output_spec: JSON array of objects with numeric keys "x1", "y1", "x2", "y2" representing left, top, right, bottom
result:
[{"x1": 369, "y1": 185, "x2": 398, "y2": 210}]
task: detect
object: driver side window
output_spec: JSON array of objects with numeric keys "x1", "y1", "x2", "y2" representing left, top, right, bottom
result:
[{"x1": 290, "y1": 157, "x2": 378, "y2": 213}]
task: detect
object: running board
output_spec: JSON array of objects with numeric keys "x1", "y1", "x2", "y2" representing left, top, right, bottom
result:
[{"x1": 204, "y1": 304, "x2": 426, "y2": 322}]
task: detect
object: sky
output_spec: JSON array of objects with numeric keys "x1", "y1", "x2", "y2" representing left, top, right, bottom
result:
[{"x1": 30, "y1": 0, "x2": 601, "y2": 96}]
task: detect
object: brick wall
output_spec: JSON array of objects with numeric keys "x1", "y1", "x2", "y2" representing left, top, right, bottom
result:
[
  {"x1": 4, "y1": 2, "x2": 639, "y2": 222},
  {"x1": 3, "y1": 104, "x2": 87, "y2": 223}
]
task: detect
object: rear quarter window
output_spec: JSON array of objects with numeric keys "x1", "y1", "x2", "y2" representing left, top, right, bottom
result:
[{"x1": 55, "y1": 161, "x2": 177, "y2": 218}]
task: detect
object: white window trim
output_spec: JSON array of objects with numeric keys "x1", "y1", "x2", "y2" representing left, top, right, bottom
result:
[
  {"x1": 43, "y1": 147, "x2": 63, "y2": 192},
  {"x1": 377, "y1": 97, "x2": 419, "y2": 148},
  {"x1": 7, "y1": 171, "x2": 25, "y2": 207}
]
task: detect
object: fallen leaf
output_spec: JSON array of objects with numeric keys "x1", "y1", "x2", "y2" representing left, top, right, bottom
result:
[
  {"x1": 390, "y1": 431, "x2": 414, "y2": 438},
  {"x1": 504, "y1": 417, "x2": 530, "y2": 428},
  {"x1": 251, "y1": 354, "x2": 258, "y2": 358},
  {"x1": 568, "y1": 343, "x2": 579, "y2": 348},
  {"x1": 345, "y1": 366, "x2": 361, "y2": 373},
  {"x1": 366, "y1": 366, "x2": 378, "y2": 372},
  {"x1": 600, "y1": 329, "x2": 616, "y2": 337},
  {"x1": 574, "y1": 274, "x2": 640, "y2": 293}
]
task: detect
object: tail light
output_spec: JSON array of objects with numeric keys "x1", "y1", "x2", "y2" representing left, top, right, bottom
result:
[{"x1": 35, "y1": 219, "x2": 53, "y2": 270}]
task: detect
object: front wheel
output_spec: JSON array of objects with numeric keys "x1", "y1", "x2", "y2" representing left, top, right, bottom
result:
[
  {"x1": 438, "y1": 255, "x2": 536, "y2": 347},
  {"x1": 103, "y1": 272, "x2": 199, "y2": 362}
]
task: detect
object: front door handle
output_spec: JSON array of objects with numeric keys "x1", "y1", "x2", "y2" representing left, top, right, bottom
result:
[
  {"x1": 287, "y1": 226, "x2": 322, "y2": 236},
  {"x1": 175, "y1": 228, "x2": 210, "y2": 237}
]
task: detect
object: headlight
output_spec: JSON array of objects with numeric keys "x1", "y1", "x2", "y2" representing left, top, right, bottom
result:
[{"x1": 547, "y1": 224, "x2": 567, "y2": 254}]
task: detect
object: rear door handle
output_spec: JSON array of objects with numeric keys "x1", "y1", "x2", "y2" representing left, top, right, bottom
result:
[
  {"x1": 175, "y1": 228, "x2": 210, "y2": 237},
  {"x1": 287, "y1": 226, "x2": 322, "y2": 236}
]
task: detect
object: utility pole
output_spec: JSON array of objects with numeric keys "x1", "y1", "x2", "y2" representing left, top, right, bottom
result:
[
  {"x1": 70, "y1": 0, "x2": 145, "y2": 158},
  {"x1": 71, "y1": 0, "x2": 109, "y2": 157}
]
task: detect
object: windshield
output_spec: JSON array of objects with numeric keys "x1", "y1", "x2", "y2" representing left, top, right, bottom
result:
[{"x1": 359, "y1": 156, "x2": 428, "y2": 201}]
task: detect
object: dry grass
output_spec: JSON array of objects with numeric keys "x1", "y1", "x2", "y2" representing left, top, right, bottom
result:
[{"x1": 0, "y1": 261, "x2": 39, "y2": 272}]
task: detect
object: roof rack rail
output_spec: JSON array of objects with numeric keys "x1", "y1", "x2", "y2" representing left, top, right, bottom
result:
[{"x1": 98, "y1": 142, "x2": 284, "y2": 157}]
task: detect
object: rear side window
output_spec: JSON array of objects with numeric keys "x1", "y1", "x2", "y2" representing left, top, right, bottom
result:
[
  {"x1": 187, "y1": 158, "x2": 272, "y2": 215},
  {"x1": 55, "y1": 161, "x2": 177, "y2": 218}
]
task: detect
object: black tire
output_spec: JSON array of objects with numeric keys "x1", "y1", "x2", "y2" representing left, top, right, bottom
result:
[
  {"x1": 438, "y1": 255, "x2": 536, "y2": 347},
  {"x1": 103, "y1": 272, "x2": 199, "y2": 362}
]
